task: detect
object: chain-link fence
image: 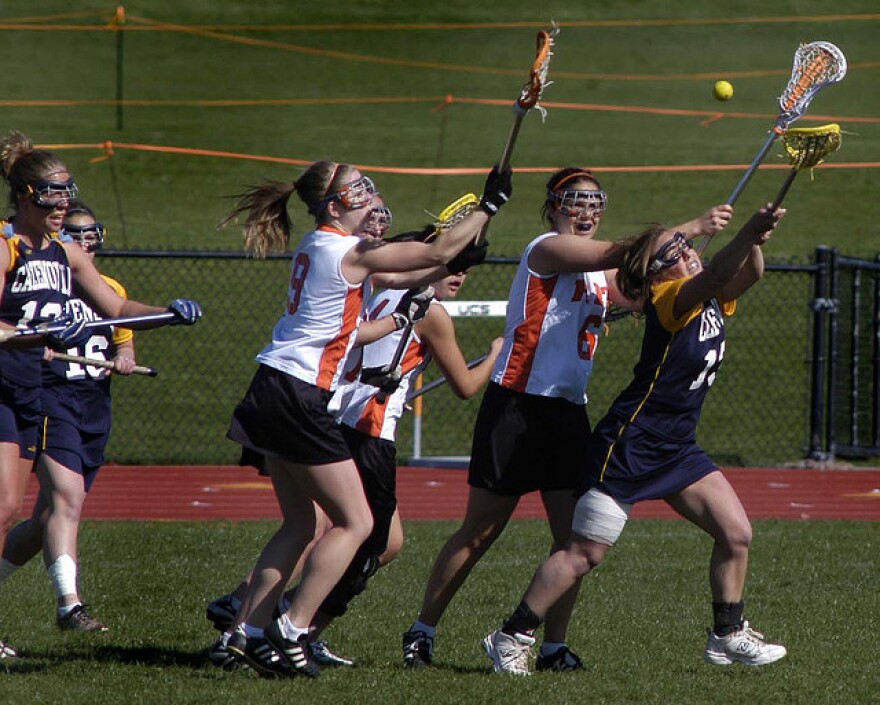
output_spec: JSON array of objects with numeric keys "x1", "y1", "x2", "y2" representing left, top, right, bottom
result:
[{"x1": 95, "y1": 249, "x2": 857, "y2": 467}]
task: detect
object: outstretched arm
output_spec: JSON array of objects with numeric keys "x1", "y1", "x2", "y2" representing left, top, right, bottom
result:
[
  {"x1": 416, "y1": 306, "x2": 502, "y2": 399},
  {"x1": 673, "y1": 204, "x2": 784, "y2": 318}
]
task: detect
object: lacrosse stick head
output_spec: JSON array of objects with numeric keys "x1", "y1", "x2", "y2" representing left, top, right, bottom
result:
[
  {"x1": 425, "y1": 193, "x2": 480, "y2": 237},
  {"x1": 515, "y1": 26, "x2": 557, "y2": 114},
  {"x1": 782, "y1": 123, "x2": 842, "y2": 171},
  {"x1": 385, "y1": 194, "x2": 480, "y2": 244},
  {"x1": 776, "y1": 41, "x2": 847, "y2": 131}
]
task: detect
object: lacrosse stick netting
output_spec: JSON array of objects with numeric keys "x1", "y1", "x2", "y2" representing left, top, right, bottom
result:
[
  {"x1": 696, "y1": 41, "x2": 846, "y2": 255},
  {"x1": 725, "y1": 41, "x2": 846, "y2": 207},
  {"x1": 497, "y1": 23, "x2": 559, "y2": 171},
  {"x1": 771, "y1": 123, "x2": 842, "y2": 208}
]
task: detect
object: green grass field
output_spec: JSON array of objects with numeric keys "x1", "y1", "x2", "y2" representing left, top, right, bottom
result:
[{"x1": 1, "y1": 519, "x2": 877, "y2": 705}]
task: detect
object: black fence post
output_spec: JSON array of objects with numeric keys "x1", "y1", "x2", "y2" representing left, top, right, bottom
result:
[{"x1": 807, "y1": 246, "x2": 832, "y2": 460}]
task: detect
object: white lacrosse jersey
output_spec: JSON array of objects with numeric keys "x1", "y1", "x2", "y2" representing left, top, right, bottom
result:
[
  {"x1": 491, "y1": 231, "x2": 608, "y2": 405},
  {"x1": 257, "y1": 225, "x2": 369, "y2": 392},
  {"x1": 331, "y1": 289, "x2": 432, "y2": 441}
]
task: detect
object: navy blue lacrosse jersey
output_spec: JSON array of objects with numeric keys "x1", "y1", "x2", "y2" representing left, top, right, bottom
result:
[
  {"x1": 579, "y1": 278, "x2": 736, "y2": 503},
  {"x1": 1, "y1": 226, "x2": 73, "y2": 387},
  {"x1": 605, "y1": 278, "x2": 735, "y2": 442}
]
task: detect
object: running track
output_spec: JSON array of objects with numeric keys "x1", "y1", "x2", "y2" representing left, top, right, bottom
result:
[{"x1": 22, "y1": 465, "x2": 880, "y2": 521}]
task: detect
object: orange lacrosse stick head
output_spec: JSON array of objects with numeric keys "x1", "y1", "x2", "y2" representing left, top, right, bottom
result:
[{"x1": 517, "y1": 30, "x2": 553, "y2": 110}]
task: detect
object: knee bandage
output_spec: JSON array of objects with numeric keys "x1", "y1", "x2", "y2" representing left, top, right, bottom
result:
[{"x1": 572, "y1": 488, "x2": 632, "y2": 546}]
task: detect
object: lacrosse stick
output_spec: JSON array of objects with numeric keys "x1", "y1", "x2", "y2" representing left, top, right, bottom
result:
[
  {"x1": 406, "y1": 354, "x2": 488, "y2": 403},
  {"x1": 369, "y1": 194, "x2": 482, "y2": 404},
  {"x1": 476, "y1": 24, "x2": 558, "y2": 244},
  {"x1": 0, "y1": 311, "x2": 177, "y2": 344},
  {"x1": 697, "y1": 41, "x2": 846, "y2": 254},
  {"x1": 771, "y1": 123, "x2": 842, "y2": 208},
  {"x1": 498, "y1": 24, "x2": 558, "y2": 172},
  {"x1": 52, "y1": 352, "x2": 158, "y2": 377}
]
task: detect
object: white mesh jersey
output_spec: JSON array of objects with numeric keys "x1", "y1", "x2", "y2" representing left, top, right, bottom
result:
[
  {"x1": 331, "y1": 289, "x2": 432, "y2": 441},
  {"x1": 256, "y1": 226, "x2": 369, "y2": 392},
  {"x1": 491, "y1": 231, "x2": 608, "y2": 404}
]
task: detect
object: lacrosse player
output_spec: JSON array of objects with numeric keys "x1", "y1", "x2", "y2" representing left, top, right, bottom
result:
[
  {"x1": 403, "y1": 167, "x2": 732, "y2": 672},
  {"x1": 221, "y1": 161, "x2": 512, "y2": 678},
  {"x1": 0, "y1": 132, "x2": 200, "y2": 658},
  {"x1": 483, "y1": 204, "x2": 787, "y2": 674},
  {"x1": 1, "y1": 201, "x2": 138, "y2": 632}
]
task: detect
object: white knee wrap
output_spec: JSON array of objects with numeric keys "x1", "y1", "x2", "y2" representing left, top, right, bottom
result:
[
  {"x1": 47, "y1": 554, "x2": 78, "y2": 599},
  {"x1": 572, "y1": 488, "x2": 632, "y2": 546}
]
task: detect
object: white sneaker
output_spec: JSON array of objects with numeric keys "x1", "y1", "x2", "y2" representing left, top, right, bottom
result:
[
  {"x1": 482, "y1": 629, "x2": 535, "y2": 675},
  {"x1": 0, "y1": 638, "x2": 18, "y2": 659},
  {"x1": 704, "y1": 621, "x2": 787, "y2": 666}
]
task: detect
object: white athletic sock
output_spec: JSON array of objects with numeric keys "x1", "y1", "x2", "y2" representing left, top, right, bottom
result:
[
  {"x1": 411, "y1": 620, "x2": 436, "y2": 638},
  {"x1": 279, "y1": 613, "x2": 309, "y2": 641},
  {"x1": 0, "y1": 558, "x2": 22, "y2": 584},
  {"x1": 47, "y1": 554, "x2": 78, "y2": 600}
]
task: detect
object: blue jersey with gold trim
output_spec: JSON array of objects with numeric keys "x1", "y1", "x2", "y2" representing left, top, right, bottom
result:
[
  {"x1": 605, "y1": 278, "x2": 735, "y2": 443},
  {"x1": 1, "y1": 226, "x2": 72, "y2": 386}
]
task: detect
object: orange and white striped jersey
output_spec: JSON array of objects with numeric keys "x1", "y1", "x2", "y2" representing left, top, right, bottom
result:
[
  {"x1": 331, "y1": 289, "x2": 431, "y2": 440},
  {"x1": 491, "y1": 232, "x2": 608, "y2": 404},
  {"x1": 256, "y1": 226, "x2": 368, "y2": 392}
]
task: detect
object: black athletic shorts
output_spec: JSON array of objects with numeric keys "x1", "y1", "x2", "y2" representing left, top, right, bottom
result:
[
  {"x1": 227, "y1": 364, "x2": 351, "y2": 466},
  {"x1": 468, "y1": 382, "x2": 591, "y2": 496}
]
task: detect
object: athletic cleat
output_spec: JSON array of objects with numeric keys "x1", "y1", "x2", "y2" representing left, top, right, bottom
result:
[
  {"x1": 207, "y1": 633, "x2": 248, "y2": 671},
  {"x1": 704, "y1": 621, "x2": 787, "y2": 666},
  {"x1": 0, "y1": 638, "x2": 19, "y2": 659},
  {"x1": 57, "y1": 604, "x2": 108, "y2": 632},
  {"x1": 402, "y1": 629, "x2": 433, "y2": 668},
  {"x1": 536, "y1": 645, "x2": 584, "y2": 672},
  {"x1": 310, "y1": 640, "x2": 354, "y2": 667},
  {"x1": 206, "y1": 593, "x2": 238, "y2": 632},
  {"x1": 226, "y1": 629, "x2": 295, "y2": 678},
  {"x1": 482, "y1": 629, "x2": 535, "y2": 675},
  {"x1": 265, "y1": 619, "x2": 320, "y2": 678}
]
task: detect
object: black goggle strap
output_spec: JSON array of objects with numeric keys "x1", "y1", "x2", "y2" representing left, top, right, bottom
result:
[{"x1": 648, "y1": 231, "x2": 693, "y2": 273}]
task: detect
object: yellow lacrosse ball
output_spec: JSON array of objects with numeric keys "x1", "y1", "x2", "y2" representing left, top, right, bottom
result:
[{"x1": 713, "y1": 80, "x2": 734, "y2": 101}]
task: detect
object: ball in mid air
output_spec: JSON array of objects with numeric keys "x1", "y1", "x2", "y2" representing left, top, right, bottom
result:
[{"x1": 713, "y1": 80, "x2": 734, "y2": 101}]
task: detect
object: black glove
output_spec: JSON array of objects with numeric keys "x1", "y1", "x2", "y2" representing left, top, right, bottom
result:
[
  {"x1": 359, "y1": 364, "x2": 403, "y2": 402},
  {"x1": 447, "y1": 240, "x2": 488, "y2": 274},
  {"x1": 391, "y1": 286, "x2": 434, "y2": 330},
  {"x1": 479, "y1": 164, "x2": 512, "y2": 216},
  {"x1": 45, "y1": 313, "x2": 90, "y2": 350},
  {"x1": 167, "y1": 298, "x2": 202, "y2": 326}
]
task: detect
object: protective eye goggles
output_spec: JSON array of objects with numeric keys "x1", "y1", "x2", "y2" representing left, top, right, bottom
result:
[
  {"x1": 26, "y1": 178, "x2": 79, "y2": 208},
  {"x1": 323, "y1": 175, "x2": 377, "y2": 211},
  {"x1": 362, "y1": 206, "x2": 393, "y2": 238},
  {"x1": 61, "y1": 223, "x2": 106, "y2": 252},
  {"x1": 649, "y1": 231, "x2": 694, "y2": 274},
  {"x1": 550, "y1": 188, "x2": 608, "y2": 218}
]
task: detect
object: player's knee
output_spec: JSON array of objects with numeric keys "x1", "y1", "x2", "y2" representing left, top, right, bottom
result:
[{"x1": 722, "y1": 518, "x2": 753, "y2": 554}]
